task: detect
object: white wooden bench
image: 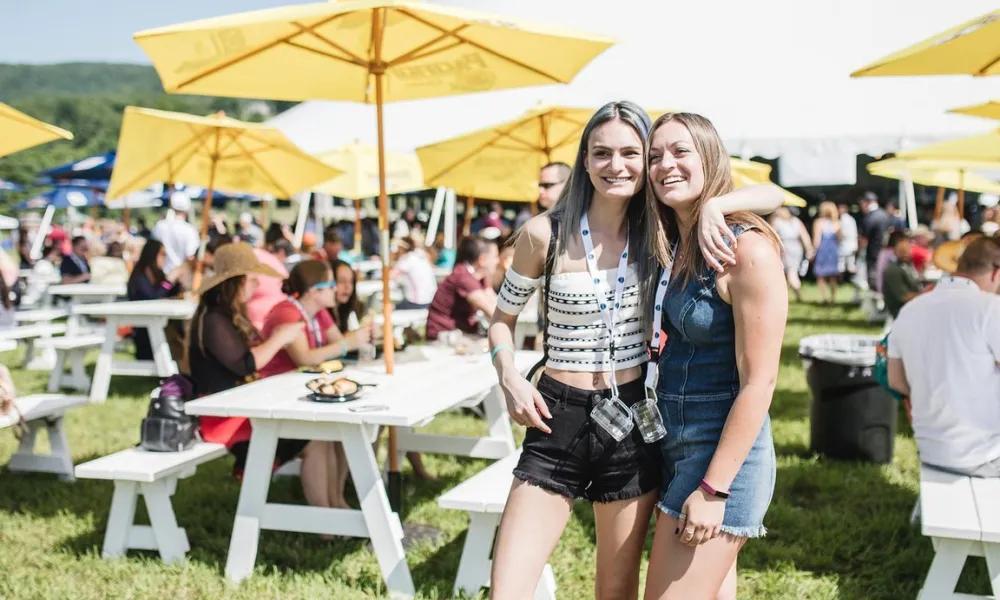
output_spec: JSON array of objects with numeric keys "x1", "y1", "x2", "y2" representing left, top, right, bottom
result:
[
  {"x1": 438, "y1": 450, "x2": 557, "y2": 600},
  {"x1": 75, "y1": 443, "x2": 228, "y2": 565},
  {"x1": 0, "y1": 394, "x2": 88, "y2": 480},
  {"x1": 917, "y1": 465, "x2": 1000, "y2": 599},
  {"x1": 0, "y1": 322, "x2": 68, "y2": 370},
  {"x1": 36, "y1": 334, "x2": 105, "y2": 393}
]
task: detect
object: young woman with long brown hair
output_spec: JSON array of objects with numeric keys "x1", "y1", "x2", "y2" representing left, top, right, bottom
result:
[{"x1": 642, "y1": 113, "x2": 787, "y2": 600}]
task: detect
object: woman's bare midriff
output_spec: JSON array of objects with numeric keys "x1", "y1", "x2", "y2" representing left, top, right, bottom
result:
[{"x1": 543, "y1": 365, "x2": 643, "y2": 391}]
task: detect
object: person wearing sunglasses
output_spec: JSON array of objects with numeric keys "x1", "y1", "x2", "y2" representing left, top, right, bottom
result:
[{"x1": 257, "y1": 260, "x2": 373, "y2": 512}]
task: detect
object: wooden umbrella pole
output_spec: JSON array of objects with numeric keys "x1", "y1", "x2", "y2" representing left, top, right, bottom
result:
[
  {"x1": 463, "y1": 196, "x2": 474, "y2": 235},
  {"x1": 934, "y1": 186, "x2": 945, "y2": 221},
  {"x1": 373, "y1": 9, "x2": 400, "y2": 511},
  {"x1": 354, "y1": 197, "x2": 362, "y2": 253},
  {"x1": 192, "y1": 130, "x2": 221, "y2": 292},
  {"x1": 123, "y1": 204, "x2": 131, "y2": 233}
]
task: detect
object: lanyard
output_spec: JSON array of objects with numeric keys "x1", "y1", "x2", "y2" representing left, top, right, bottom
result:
[
  {"x1": 288, "y1": 297, "x2": 322, "y2": 348},
  {"x1": 580, "y1": 214, "x2": 629, "y2": 400},
  {"x1": 645, "y1": 243, "x2": 678, "y2": 389}
]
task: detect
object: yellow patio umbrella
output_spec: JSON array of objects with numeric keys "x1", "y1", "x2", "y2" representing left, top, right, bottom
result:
[
  {"x1": 868, "y1": 156, "x2": 1000, "y2": 220},
  {"x1": 133, "y1": 0, "x2": 613, "y2": 378},
  {"x1": 313, "y1": 142, "x2": 425, "y2": 251},
  {"x1": 851, "y1": 9, "x2": 1000, "y2": 77},
  {"x1": 0, "y1": 102, "x2": 73, "y2": 159},
  {"x1": 729, "y1": 158, "x2": 807, "y2": 208},
  {"x1": 107, "y1": 106, "x2": 342, "y2": 288},
  {"x1": 949, "y1": 100, "x2": 1000, "y2": 121}
]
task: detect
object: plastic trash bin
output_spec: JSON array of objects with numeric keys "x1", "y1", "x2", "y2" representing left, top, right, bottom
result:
[{"x1": 799, "y1": 334, "x2": 897, "y2": 464}]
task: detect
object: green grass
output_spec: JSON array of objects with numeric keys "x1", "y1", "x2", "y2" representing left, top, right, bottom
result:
[{"x1": 0, "y1": 285, "x2": 993, "y2": 599}]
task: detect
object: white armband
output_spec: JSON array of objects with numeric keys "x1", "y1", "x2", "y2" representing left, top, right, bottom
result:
[{"x1": 497, "y1": 269, "x2": 540, "y2": 315}]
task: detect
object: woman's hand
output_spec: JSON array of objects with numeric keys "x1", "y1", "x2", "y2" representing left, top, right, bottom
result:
[
  {"x1": 500, "y1": 373, "x2": 552, "y2": 434},
  {"x1": 347, "y1": 324, "x2": 373, "y2": 349},
  {"x1": 677, "y1": 487, "x2": 727, "y2": 547},
  {"x1": 698, "y1": 197, "x2": 739, "y2": 272}
]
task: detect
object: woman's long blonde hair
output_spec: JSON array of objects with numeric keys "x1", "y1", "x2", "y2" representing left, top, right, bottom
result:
[{"x1": 643, "y1": 113, "x2": 780, "y2": 292}]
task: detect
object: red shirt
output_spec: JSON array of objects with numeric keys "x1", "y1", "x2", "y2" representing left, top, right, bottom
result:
[
  {"x1": 426, "y1": 264, "x2": 486, "y2": 340},
  {"x1": 258, "y1": 299, "x2": 337, "y2": 378},
  {"x1": 911, "y1": 245, "x2": 931, "y2": 273}
]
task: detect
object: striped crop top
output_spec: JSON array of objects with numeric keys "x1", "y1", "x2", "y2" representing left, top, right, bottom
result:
[{"x1": 497, "y1": 263, "x2": 647, "y2": 372}]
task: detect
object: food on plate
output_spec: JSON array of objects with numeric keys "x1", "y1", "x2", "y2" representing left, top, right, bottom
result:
[
  {"x1": 307, "y1": 375, "x2": 360, "y2": 397},
  {"x1": 317, "y1": 359, "x2": 343, "y2": 373}
]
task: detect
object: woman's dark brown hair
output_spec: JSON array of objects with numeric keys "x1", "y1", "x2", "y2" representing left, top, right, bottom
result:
[
  {"x1": 0, "y1": 276, "x2": 13, "y2": 310},
  {"x1": 282, "y1": 260, "x2": 331, "y2": 298},
  {"x1": 330, "y1": 259, "x2": 366, "y2": 330},
  {"x1": 192, "y1": 275, "x2": 257, "y2": 357}
]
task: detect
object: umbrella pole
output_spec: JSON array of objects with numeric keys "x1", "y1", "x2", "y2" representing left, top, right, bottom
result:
[
  {"x1": 193, "y1": 133, "x2": 221, "y2": 292},
  {"x1": 934, "y1": 187, "x2": 945, "y2": 221},
  {"x1": 958, "y1": 170, "x2": 966, "y2": 222},
  {"x1": 123, "y1": 204, "x2": 131, "y2": 233},
  {"x1": 463, "y1": 196, "x2": 474, "y2": 236},
  {"x1": 354, "y1": 198, "x2": 362, "y2": 253},
  {"x1": 375, "y1": 64, "x2": 401, "y2": 512}
]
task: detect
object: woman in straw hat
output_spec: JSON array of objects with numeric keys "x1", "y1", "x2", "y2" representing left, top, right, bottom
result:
[{"x1": 189, "y1": 242, "x2": 306, "y2": 479}]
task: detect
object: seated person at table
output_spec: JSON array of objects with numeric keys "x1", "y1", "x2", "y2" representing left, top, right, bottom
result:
[
  {"x1": 330, "y1": 259, "x2": 367, "y2": 332},
  {"x1": 60, "y1": 236, "x2": 91, "y2": 284},
  {"x1": 425, "y1": 236, "x2": 498, "y2": 341},
  {"x1": 127, "y1": 239, "x2": 184, "y2": 360},
  {"x1": 258, "y1": 260, "x2": 372, "y2": 509},
  {"x1": 0, "y1": 275, "x2": 15, "y2": 331},
  {"x1": 888, "y1": 237, "x2": 1000, "y2": 477},
  {"x1": 247, "y1": 227, "x2": 291, "y2": 331},
  {"x1": 881, "y1": 230, "x2": 925, "y2": 319},
  {"x1": 390, "y1": 235, "x2": 438, "y2": 310},
  {"x1": 188, "y1": 243, "x2": 305, "y2": 479}
]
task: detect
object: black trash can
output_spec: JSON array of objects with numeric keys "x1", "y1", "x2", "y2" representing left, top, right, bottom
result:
[{"x1": 799, "y1": 334, "x2": 897, "y2": 464}]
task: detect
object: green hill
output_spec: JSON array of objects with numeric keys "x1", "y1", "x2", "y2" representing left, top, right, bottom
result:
[
  {"x1": 0, "y1": 63, "x2": 294, "y2": 204},
  {"x1": 0, "y1": 63, "x2": 164, "y2": 101}
]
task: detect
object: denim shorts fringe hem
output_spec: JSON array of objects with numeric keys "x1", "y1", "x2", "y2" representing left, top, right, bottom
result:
[{"x1": 656, "y1": 502, "x2": 768, "y2": 539}]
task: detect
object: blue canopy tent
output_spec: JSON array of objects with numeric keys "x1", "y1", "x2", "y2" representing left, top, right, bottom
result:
[
  {"x1": 36, "y1": 151, "x2": 116, "y2": 185},
  {"x1": 15, "y1": 184, "x2": 104, "y2": 210}
]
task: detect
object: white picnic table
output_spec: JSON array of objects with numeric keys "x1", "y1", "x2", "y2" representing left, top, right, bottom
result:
[
  {"x1": 0, "y1": 339, "x2": 15, "y2": 353},
  {"x1": 73, "y1": 299, "x2": 197, "y2": 403},
  {"x1": 184, "y1": 348, "x2": 540, "y2": 597},
  {"x1": 45, "y1": 283, "x2": 127, "y2": 334}
]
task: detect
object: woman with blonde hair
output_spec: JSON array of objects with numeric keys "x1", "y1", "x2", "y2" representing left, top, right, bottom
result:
[
  {"x1": 812, "y1": 201, "x2": 842, "y2": 305},
  {"x1": 642, "y1": 113, "x2": 787, "y2": 600},
  {"x1": 769, "y1": 207, "x2": 813, "y2": 302},
  {"x1": 487, "y1": 102, "x2": 784, "y2": 600}
]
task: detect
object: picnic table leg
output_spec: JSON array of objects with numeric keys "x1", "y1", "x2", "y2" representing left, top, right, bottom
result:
[
  {"x1": 149, "y1": 324, "x2": 177, "y2": 377},
  {"x1": 47, "y1": 348, "x2": 68, "y2": 393},
  {"x1": 90, "y1": 324, "x2": 117, "y2": 403},
  {"x1": 225, "y1": 420, "x2": 279, "y2": 584},
  {"x1": 341, "y1": 424, "x2": 415, "y2": 599},
  {"x1": 986, "y1": 542, "x2": 1000, "y2": 597},
  {"x1": 102, "y1": 481, "x2": 139, "y2": 559},
  {"x1": 45, "y1": 416, "x2": 75, "y2": 480},
  {"x1": 453, "y1": 512, "x2": 499, "y2": 597},
  {"x1": 69, "y1": 348, "x2": 91, "y2": 392},
  {"x1": 483, "y1": 386, "x2": 516, "y2": 457},
  {"x1": 917, "y1": 538, "x2": 972, "y2": 599},
  {"x1": 142, "y1": 479, "x2": 190, "y2": 564}
]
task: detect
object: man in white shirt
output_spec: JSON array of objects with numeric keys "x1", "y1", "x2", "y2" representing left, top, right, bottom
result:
[
  {"x1": 153, "y1": 191, "x2": 201, "y2": 273},
  {"x1": 888, "y1": 237, "x2": 1000, "y2": 477}
]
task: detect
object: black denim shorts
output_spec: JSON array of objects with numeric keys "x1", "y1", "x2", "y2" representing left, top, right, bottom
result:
[{"x1": 513, "y1": 373, "x2": 662, "y2": 503}]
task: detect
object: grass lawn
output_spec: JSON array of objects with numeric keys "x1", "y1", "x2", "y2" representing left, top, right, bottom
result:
[{"x1": 0, "y1": 284, "x2": 993, "y2": 599}]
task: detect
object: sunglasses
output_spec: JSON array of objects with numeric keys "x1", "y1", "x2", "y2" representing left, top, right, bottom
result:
[
  {"x1": 312, "y1": 281, "x2": 337, "y2": 291},
  {"x1": 538, "y1": 181, "x2": 565, "y2": 190}
]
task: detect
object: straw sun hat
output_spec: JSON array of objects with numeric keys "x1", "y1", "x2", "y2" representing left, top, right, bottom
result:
[
  {"x1": 195, "y1": 242, "x2": 282, "y2": 295},
  {"x1": 932, "y1": 233, "x2": 984, "y2": 274}
]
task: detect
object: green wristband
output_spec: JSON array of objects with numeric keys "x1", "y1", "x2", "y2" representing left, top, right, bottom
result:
[{"x1": 490, "y1": 344, "x2": 514, "y2": 363}]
